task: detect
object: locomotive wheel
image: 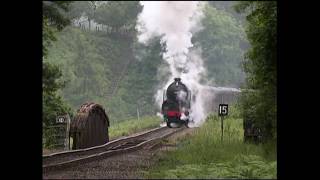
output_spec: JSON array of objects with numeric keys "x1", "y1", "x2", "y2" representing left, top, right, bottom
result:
[{"x1": 167, "y1": 122, "x2": 172, "y2": 128}]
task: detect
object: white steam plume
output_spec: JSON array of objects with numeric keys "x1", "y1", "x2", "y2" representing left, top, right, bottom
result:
[{"x1": 136, "y1": 1, "x2": 207, "y2": 126}]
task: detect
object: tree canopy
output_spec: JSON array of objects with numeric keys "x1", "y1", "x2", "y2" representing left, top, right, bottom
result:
[
  {"x1": 94, "y1": 1, "x2": 142, "y2": 29},
  {"x1": 234, "y1": 1, "x2": 277, "y2": 141},
  {"x1": 43, "y1": 1, "x2": 73, "y2": 148},
  {"x1": 194, "y1": 3, "x2": 247, "y2": 87}
]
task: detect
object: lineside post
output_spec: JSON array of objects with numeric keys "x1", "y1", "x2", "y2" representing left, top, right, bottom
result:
[
  {"x1": 218, "y1": 94, "x2": 228, "y2": 143},
  {"x1": 221, "y1": 115, "x2": 224, "y2": 142}
]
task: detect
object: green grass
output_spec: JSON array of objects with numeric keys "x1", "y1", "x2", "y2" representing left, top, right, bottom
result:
[
  {"x1": 109, "y1": 116, "x2": 162, "y2": 139},
  {"x1": 144, "y1": 114, "x2": 277, "y2": 179}
]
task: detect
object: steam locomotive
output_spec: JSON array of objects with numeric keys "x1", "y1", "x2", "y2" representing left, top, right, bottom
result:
[{"x1": 161, "y1": 78, "x2": 191, "y2": 128}]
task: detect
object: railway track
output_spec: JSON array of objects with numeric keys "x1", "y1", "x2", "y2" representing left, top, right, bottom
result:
[{"x1": 43, "y1": 126, "x2": 185, "y2": 172}]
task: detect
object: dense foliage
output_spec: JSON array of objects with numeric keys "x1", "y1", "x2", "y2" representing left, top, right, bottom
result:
[
  {"x1": 45, "y1": 2, "x2": 246, "y2": 124},
  {"x1": 43, "y1": 1, "x2": 73, "y2": 148},
  {"x1": 194, "y1": 3, "x2": 247, "y2": 87},
  {"x1": 94, "y1": 1, "x2": 142, "y2": 28},
  {"x1": 234, "y1": 1, "x2": 277, "y2": 141}
]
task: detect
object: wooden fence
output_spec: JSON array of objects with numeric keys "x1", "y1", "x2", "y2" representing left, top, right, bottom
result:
[{"x1": 43, "y1": 115, "x2": 71, "y2": 150}]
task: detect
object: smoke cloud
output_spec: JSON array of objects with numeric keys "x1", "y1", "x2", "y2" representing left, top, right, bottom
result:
[{"x1": 136, "y1": 1, "x2": 208, "y2": 126}]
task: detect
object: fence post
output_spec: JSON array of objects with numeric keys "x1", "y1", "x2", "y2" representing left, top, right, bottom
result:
[
  {"x1": 137, "y1": 106, "x2": 140, "y2": 121},
  {"x1": 64, "y1": 114, "x2": 71, "y2": 150}
]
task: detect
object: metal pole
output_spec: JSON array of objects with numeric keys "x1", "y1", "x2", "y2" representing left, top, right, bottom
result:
[
  {"x1": 137, "y1": 107, "x2": 140, "y2": 121},
  {"x1": 221, "y1": 94, "x2": 224, "y2": 142},
  {"x1": 222, "y1": 94, "x2": 224, "y2": 104},
  {"x1": 221, "y1": 116, "x2": 224, "y2": 142}
]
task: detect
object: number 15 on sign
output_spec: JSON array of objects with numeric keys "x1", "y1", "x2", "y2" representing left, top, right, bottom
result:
[{"x1": 219, "y1": 104, "x2": 228, "y2": 116}]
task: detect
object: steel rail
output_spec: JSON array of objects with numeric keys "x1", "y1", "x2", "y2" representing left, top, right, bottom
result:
[{"x1": 43, "y1": 126, "x2": 184, "y2": 172}]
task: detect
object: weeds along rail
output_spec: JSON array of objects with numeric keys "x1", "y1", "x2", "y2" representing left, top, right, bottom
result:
[
  {"x1": 43, "y1": 126, "x2": 185, "y2": 172},
  {"x1": 43, "y1": 126, "x2": 168, "y2": 165}
]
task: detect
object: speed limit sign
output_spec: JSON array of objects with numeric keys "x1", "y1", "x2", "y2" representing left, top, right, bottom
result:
[{"x1": 218, "y1": 104, "x2": 228, "y2": 116}]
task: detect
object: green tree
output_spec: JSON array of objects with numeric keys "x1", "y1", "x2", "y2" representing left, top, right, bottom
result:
[
  {"x1": 119, "y1": 37, "x2": 164, "y2": 117},
  {"x1": 43, "y1": 1, "x2": 73, "y2": 148},
  {"x1": 43, "y1": 1, "x2": 72, "y2": 56},
  {"x1": 193, "y1": 3, "x2": 247, "y2": 87},
  {"x1": 67, "y1": 1, "x2": 99, "y2": 29},
  {"x1": 209, "y1": 1, "x2": 246, "y2": 24},
  {"x1": 234, "y1": 1, "x2": 277, "y2": 142},
  {"x1": 94, "y1": 1, "x2": 142, "y2": 31}
]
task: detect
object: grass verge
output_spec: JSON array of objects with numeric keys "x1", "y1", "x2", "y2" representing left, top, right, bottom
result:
[
  {"x1": 109, "y1": 116, "x2": 162, "y2": 139},
  {"x1": 144, "y1": 114, "x2": 277, "y2": 179}
]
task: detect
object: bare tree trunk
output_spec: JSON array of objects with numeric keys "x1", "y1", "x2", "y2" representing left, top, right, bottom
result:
[{"x1": 88, "y1": 17, "x2": 91, "y2": 30}]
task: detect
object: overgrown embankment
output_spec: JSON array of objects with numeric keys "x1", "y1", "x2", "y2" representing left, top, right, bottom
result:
[{"x1": 144, "y1": 108, "x2": 277, "y2": 179}]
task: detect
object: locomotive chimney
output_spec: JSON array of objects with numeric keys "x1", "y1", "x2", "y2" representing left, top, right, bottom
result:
[{"x1": 174, "y1": 77, "x2": 181, "y2": 82}]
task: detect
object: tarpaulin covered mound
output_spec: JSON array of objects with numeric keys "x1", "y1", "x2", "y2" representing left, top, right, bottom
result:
[{"x1": 70, "y1": 102, "x2": 109, "y2": 149}]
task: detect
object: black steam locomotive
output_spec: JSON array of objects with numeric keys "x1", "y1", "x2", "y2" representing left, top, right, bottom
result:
[{"x1": 161, "y1": 78, "x2": 191, "y2": 128}]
